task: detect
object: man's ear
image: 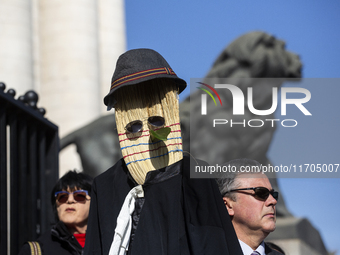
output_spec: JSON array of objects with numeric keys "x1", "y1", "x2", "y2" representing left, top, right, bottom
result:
[{"x1": 222, "y1": 197, "x2": 235, "y2": 216}]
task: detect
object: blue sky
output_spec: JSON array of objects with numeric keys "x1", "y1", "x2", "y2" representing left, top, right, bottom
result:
[{"x1": 125, "y1": 0, "x2": 340, "y2": 253}]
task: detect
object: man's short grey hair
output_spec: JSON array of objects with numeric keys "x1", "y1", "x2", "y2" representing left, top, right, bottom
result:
[{"x1": 215, "y1": 158, "x2": 262, "y2": 201}]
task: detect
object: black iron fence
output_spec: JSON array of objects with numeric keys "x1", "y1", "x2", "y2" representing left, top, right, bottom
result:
[{"x1": 0, "y1": 82, "x2": 59, "y2": 255}]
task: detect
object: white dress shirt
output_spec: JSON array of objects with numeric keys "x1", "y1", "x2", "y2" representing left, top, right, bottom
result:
[{"x1": 239, "y1": 239, "x2": 266, "y2": 255}]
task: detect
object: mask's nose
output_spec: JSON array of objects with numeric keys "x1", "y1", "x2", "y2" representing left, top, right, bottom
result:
[{"x1": 150, "y1": 127, "x2": 171, "y2": 141}]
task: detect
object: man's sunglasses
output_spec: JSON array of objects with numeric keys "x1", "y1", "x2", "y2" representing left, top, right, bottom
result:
[
  {"x1": 55, "y1": 190, "x2": 89, "y2": 204},
  {"x1": 225, "y1": 187, "x2": 279, "y2": 201},
  {"x1": 125, "y1": 116, "x2": 165, "y2": 134}
]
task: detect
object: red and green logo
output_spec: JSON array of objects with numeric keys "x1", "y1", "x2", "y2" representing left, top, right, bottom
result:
[{"x1": 197, "y1": 82, "x2": 222, "y2": 106}]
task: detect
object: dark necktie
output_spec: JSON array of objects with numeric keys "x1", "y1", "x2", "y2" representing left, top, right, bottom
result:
[{"x1": 251, "y1": 251, "x2": 260, "y2": 255}]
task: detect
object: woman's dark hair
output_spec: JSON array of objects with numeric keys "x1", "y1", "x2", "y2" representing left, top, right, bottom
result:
[{"x1": 51, "y1": 170, "x2": 93, "y2": 222}]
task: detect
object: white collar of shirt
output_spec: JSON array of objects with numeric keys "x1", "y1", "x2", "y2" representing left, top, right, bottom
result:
[{"x1": 239, "y1": 239, "x2": 266, "y2": 255}]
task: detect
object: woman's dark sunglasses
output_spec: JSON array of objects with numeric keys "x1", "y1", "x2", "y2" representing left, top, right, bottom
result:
[
  {"x1": 55, "y1": 190, "x2": 89, "y2": 204},
  {"x1": 125, "y1": 116, "x2": 165, "y2": 133},
  {"x1": 225, "y1": 187, "x2": 279, "y2": 201}
]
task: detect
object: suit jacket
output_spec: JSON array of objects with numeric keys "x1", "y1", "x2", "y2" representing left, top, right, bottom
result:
[
  {"x1": 84, "y1": 155, "x2": 243, "y2": 255},
  {"x1": 265, "y1": 243, "x2": 285, "y2": 255}
]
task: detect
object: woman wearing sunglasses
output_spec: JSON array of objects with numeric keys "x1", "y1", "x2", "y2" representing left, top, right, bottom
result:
[{"x1": 18, "y1": 170, "x2": 93, "y2": 255}]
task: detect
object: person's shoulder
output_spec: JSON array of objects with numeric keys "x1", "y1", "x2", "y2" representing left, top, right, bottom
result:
[
  {"x1": 183, "y1": 154, "x2": 209, "y2": 165},
  {"x1": 18, "y1": 231, "x2": 52, "y2": 255},
  {"x1": 182, "y1": 155, "x2": 220, "y2": 191},
  {"x1": 17, "y1": 242, "x2": 32, "y2": 255},
  {"x1": 182, "y1": 155, "x2": 209, "y2": 176},
  {"x1": 92, "y1": 158, "x2": 134, "y2": 194},
  {"x1": 94, "y1": 158, "x2": 126, "y2": 181},
  {"x1": 265, "y1": 242, "x2": 285, "y2": 255}
]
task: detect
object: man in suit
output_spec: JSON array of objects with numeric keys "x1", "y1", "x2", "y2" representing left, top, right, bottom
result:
[{"x1": 216, "y1": 158, "x2": 284, "y2": 255}]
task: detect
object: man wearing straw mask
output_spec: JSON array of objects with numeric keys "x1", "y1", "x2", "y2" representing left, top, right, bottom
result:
[{"x1": 84, "y1": 49, "x2": 242, "y2": 255}]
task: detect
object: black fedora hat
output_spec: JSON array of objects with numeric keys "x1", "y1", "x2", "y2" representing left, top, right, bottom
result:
[{"x1": 103, "y1": 48, "x2": 187, "y2": 108}]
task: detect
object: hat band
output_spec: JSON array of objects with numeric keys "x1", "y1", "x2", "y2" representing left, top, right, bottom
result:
[{"x1": 110, "y1": 67, "x2": 176, "y2": 91}]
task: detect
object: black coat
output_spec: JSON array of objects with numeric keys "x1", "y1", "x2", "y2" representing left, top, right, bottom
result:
[
  {"x1": 84, "y1": 155, "x2": 243, "y2": 255},
  {"x1": 265, "y1": 243, "x2": 285, "y2": 255},
  {"x1": 18, "y1": 221, "x2": 83, "y2": 255}
]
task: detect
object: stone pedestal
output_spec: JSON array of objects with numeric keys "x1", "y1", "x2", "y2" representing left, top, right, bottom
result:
[{"x1": 266, "y1": 217, "x2": 329, "y2": 255}]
